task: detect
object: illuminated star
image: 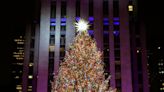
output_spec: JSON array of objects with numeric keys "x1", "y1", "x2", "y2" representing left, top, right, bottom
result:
[{"x1": 75, "y1": 19, "x2": 89, "y2": 32}]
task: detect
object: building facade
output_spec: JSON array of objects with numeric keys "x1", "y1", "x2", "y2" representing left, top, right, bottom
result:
[
  {"x1": 22, "y1": 0, "x2": 149, "y2": 92},
  {"x1": 12, "y1": 35, "x2": 25, "y2": 92},
  {"x1": 148, "y1": 45, "x2": 164, "y2": 92}
]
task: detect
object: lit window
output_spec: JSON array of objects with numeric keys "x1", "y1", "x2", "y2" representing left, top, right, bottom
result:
[
  {"x1": 28, "y1": 75, "x2": 33, "y2": 79},
  {"x1": 159, "y1": 71, "x2": 164, "y2": 74},
  {"x1": 28, "y1": 86, "x2": 32, "y2": 88},
  {"x1": 16, "y1": 85, "x2": 22, "y2": 90},
  {"x1": 158, "y1": 46, "x2": 161, "y2": 49},
  {"x1": 158, "y1": 63, "x2": 161, "y2": 66},
  {"x1": 29, "y1": 63, "x2": 33, "y2": 67},
  {"x1": 60, "y1": 47, "x2": 65, "y2": 52},
  {"x1": 128, "y1": 5, "x2": 133, "y2": 11},
  {"x1": 160, "y1": 87, "x2": 164, "y2": 90},
  {"x1": 15, "y1": 76, "x2": 19, "y2": 79},
  {"x1": 28, "y1": 89, "x2": 32, "y2": 91},
  {"x1": 17, "y1": 63, "x2": 23, "y2": 65},
  {"x1": 49, "y1": 45, "x2": 55, "y2": 52},
  {"x1": 137, "y1": 50, "x2": 140, "y2": 53}
]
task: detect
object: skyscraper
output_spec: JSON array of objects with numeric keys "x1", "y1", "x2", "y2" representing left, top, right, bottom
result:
[
  {"x1": 12, "y1": 35, "x2": 25, "y2": 92},
  {"x1": 148, "y1": 45, "x2": 164, "y2": 92},
  {"x1": 22, "y1": 0, "x2": 149, "y2": 92}
]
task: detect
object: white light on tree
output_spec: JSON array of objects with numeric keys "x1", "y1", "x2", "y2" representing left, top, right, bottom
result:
[{"x1": 75, "y1": 19, "x2": 89, "y2": 32}]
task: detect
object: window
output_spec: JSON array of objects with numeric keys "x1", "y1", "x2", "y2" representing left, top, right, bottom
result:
[
  {"x1": 30, "y1": 39, "x2": 35, "y2": 48},
  {"x1": 113, "y1": 1, "x2": 119, "y2": 17},
  {"x1": 49, "y1": 52, "x2": 54, "y2": 58},
  {"x1": 61, "y1": 1, "x2": 66, "y2": 18},
  {"x1": 116, "y1": 79, "x2": 121, "y2": 88},
  {"x1": 136, "y1": 37, "x2": 141, "y2": 47},
  {"x1": 114, "y1": 34, "x2": 120, "y2": 43},
  {"x1": 128, "y1": 5, "x2": 133, "y2": 11},
  {"x1": 28, "y1": 75, "x2": 33, "y2": 79},
  {"x1": 51, "y1": 1, "x2": 56, "y2": 18},
  {"x1": 61, "y1": 26, "x2": 66, "y2": 31},
  {"x1": 103, "y1": 25, "x2": 109, "y2": 31},
  {"x1": 103, "y1": 0, "x2": 108, "y2": 17},
  {"x1": 76, "y1": 0, "x2": 80, "y2": 17},
  {"x1": 50, "y1": 38, "x2": 55, "y2": 45},
  {"x1": 31, "y1": 24, "x2": 35, "y2": 36},
  {"x1": 115, "y1": 64, "x2": 121, "y2": 72},
  {"x1": 60, "y1": 35, "x2": 65, "y2": 46},
  {"x1": 50, "y1": 26, "x2": 55, "y2": 31},
  {"x1": 89, "y1": 0, "x2": 93, "y2": 16},
  {"x1": 28, "y1": 67, "x2": 33, "y2": 75},
  {"x1": 113, "y1": 25, "x2": 119, "y2": 30},
  {"x1": 49, "y1": 45, "x2": 55, "y2": 52},
  {"x1": 114, "y1": 49, "x2": 120, "y2": 58},
  {"x1": 29, "y1": 63, "x2": 33, "y2": 67},
  {"x1": 103, "y1": 32, "x2": 109, "y2": 44},
  {"x1": 30, "y1": 51, "x2": 34, "y2": 62}
]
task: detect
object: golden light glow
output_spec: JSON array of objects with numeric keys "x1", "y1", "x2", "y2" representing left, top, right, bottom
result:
[
  {"x1": 51, "y1": 30, "x2": 116, "y2": 92},
  {"x1": 28, "y1": 75, "x2": 33, "y2": 79},
  {"x1": 137, "y1": 50, "x2": 140, "y2": 53},
  {"x1": 49, "y1": 45, "x2": 55, "y2": 52},
  {"x1": 16, "y1": 85, "x2": 22, "y2": 90},
  {"x1": 15, "y1": 76, "x2": 19, "y2": 79},
  {"x1": 128, "y1": 5, "x2": 133, "y2": 11},
  {"x1": 29, "y1": 63, "x2": 33, "y2": 67},
  {"x1": 75, "y1": 19, "x2": 89, "y2": 32},
  {"x1": 160, "y1": 87, "x2": 164, "y2": 90},
  {"x1": 28, "y1": 86, "x2": 32, "y2": 88},
  {"x1": 28, "y1": 89, "x2": 32, "y2": 91}
]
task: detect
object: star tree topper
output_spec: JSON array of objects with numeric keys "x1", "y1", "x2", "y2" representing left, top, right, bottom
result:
[{"x1": 75, "y1": 19, "x2": 90, "y2": 33}]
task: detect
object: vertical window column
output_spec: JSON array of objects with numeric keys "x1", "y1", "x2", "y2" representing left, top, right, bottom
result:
[
  {"x1": 48, "y1": 1, "x2": 56, "y2": 91},
  {"x1": 76, "y1": 0, "x2": 80, "y2": 17},
  {"x1": 60, "y1": 18, "x2": 66, "y2": 61},
  {"x1": 61, "y1": 0, "x2": 66, "y2": 18},
  {"x1": 113, "y1": 1, "x2": 121, "y2": 90}
]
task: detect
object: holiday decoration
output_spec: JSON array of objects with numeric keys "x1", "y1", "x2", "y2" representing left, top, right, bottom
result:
[{"x1": 51, "y1": 19, "x2": 116, "y2": 92}]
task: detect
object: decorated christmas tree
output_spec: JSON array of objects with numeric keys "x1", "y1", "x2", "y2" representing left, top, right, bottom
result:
[{"x1": 51, "y1": 19, "x2": 116, "y2": 92}]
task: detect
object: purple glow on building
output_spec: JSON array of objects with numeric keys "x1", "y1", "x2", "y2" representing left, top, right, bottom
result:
[
  {"x1": 88, "y1": 17, "x2": 94, "y2": 21},
  {"x1": 113, "y1": 31, "x2": 119, "y2": 36},
  {"x1": 50, "y1": 23, "x2": 56, "y2": 26},
  {"x1": 61, "y1": 18, "x2": 66, "y2": 22},
  {"x1": 104, "y1": 22, "x2": 109, "y2": 25},
  {"x1": 103, "y1": 31, "x2": 109, "y2": 35},
  {"x1": 113, "y1": 22, "x2": 120, "y2": 25},
  {"x1": 103, "y1": 18, "x2": 109, "y2": 21},
  {"x1": 113, "y1": 17, "x2": 119, "y2": 21},
  {"x1": 61, "y1": 23, "x2": 66, "y2": 26},
  {"x1": 50, "y1": 18, "x2": 56, "y2": 22},
  {"x1": 88, "y1": 30, "x2": 94, "y2": 35},
  {"x1": 76, "y1": 17, "x2": 80, "y2": 21},
  {"x1": 50, "y1": 23, "x2": 66, "y2": 26}
]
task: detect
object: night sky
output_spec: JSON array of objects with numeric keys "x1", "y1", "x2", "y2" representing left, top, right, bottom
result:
[{"x1": 1, "y1": 0, "x2": 163, "y2": 91}]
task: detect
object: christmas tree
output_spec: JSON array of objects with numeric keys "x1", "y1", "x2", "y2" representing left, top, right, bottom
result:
[{"x1": 51, "y1": 19, "x2": 116, "y2": 92}]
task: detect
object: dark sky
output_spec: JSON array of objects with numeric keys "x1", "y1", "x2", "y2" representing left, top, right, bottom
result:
[
  {"x1": 142, "y1": 0, "x2": 164, "y2": 47},
  {"x1": 1, "y1": 0, "x2": 34, "y2": 90},
  {"x1": 1, "y1": 0, "x2": 163, "y2": 91}
]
